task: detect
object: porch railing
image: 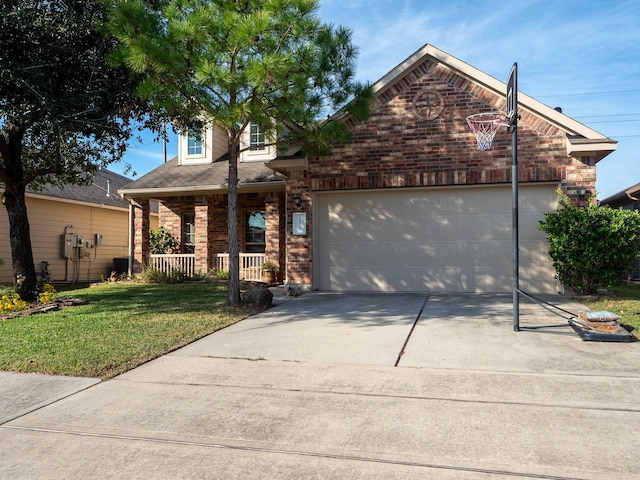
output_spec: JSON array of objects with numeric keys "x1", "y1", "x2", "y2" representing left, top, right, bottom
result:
[
  {"x1": 147, "y1": 253, "x2": 266, "y2": 282},
  {"x1": 216, "y1": 253, "x2": 266, "y2": 282},
  {"x1": 149, "y1": 254, "x2": 195, "y2": 277}
]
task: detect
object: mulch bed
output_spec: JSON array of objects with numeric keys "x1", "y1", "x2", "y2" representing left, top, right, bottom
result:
[{"x1": 1, "y1": 297, "x2": 87, "y2": 321}]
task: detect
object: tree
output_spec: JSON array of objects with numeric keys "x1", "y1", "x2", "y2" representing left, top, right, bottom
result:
[
  {"x1": 538, "y1": 192, "x2": 640, "y2": 294},
  {"x1": 0, "y1": 0, "x2": 154, "y2": 300},
  {"x1": 107, "y1": 0, "x2": 371, "y2": 305}
]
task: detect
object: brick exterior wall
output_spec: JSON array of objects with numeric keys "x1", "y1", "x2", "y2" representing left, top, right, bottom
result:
[
  {"x1": 132, "y1": 56, "x2": 599, "y2": 290},
  {"x1": 286, "y1": 170, "x2": 312, "y2": 285},
  {"x1": 283, "y1": 57, "x2": 596, "y2": 288}
]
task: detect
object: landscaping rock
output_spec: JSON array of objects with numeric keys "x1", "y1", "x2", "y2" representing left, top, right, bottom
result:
[{"x1": 242, "y1": 286, "x2": 273, "y2": 309}]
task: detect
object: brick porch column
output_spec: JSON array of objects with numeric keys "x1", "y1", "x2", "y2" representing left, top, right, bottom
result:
[
  {"x1": 286, "y1": 171, "x2": 312, "y2": 288},
  {"x1": 194, "y1": 195, "x2": 213, "y2": 274},
  {"x1": 131, "y1": 197, "x2": 150, "y2": 275}
]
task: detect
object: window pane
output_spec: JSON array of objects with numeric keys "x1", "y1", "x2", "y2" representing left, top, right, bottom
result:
[
  {"x1": 249, "y1": 121, "x2": 265, "y2": 151},
  {"x1": 187, "y1": 128, "x2": 203, "y2": 155},
  {"x1": 245, "y1": 211, "x2": 266, "y2": 252},
  {"x1": 183, "y1": 212, "x2": 195, "y2": 254}
]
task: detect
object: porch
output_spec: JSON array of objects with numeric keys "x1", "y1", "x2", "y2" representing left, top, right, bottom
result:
[{"x1": 149, "y1": 253, "x2": 267, "y2": 282}]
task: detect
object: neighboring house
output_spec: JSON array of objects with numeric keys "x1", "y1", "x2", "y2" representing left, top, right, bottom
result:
[
  {"x1": 0, "y1": 168, "x2": 158, "y2": 284},
  {"x1": 600, "y1": 182, "x2": 640, "y2": 281},
  {"x1": 599, "y1": 182, "x2": 640, "y2": 210},
  {"x1": 120, "y1": 44, "x2": 616, "y2": 294}
]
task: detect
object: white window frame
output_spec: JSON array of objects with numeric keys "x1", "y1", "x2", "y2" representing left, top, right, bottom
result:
[
  {"x1": 249, "y1": 121, "x2": 266, "y2": 151},
  {"x1": 240, "y1": 121, "x2": 276, "y2": 162},
  {"x1": 186, "y1": 127, "x2": 205, "y2": 158}
]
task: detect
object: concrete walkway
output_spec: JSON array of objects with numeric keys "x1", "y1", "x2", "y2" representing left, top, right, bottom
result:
[{"x1": 1, "y1": 292, "x2": 639, "y2": 479}]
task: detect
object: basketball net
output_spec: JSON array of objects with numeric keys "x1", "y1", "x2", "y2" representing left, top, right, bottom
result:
[{"x1": 466, "y1": 112, "x2": 509, "y2": 151}]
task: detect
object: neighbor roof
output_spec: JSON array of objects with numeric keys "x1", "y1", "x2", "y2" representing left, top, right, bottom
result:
[
  {"x1": 599, "y1": 182, "x2": 640, "y2": 206},
  {"x1": 119, "y1": 157, "x2": 286, "y2": 198},
  {"x1": 17, "y1": 168, "x2": 133, "y2": 210}
]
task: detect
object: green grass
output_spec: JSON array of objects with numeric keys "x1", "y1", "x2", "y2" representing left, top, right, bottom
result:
[
  {"x1": 0, "y1": 282, "x2": 255, "y2": 379},
  {"x1": 581, "y1": 284, "x2": 640, "y2": 339}
]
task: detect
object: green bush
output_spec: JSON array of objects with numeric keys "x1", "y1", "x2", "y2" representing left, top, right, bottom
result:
[
  {"x1": 539, "y1": 192, "x2": 640, "y2": 294},
  {"x1": 149, "y1": 226, "x2": 180, "y2": 254},
  {"x1": 139, "y1": 266, "x2": 187, "y2": 284}
]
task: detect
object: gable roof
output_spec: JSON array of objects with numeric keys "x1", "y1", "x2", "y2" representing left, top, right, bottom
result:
[
  {"x1": 119, "y1": 157, "x2": 285, "y2": 198},
  {"x1": 341, "y1": 44, "x2": 617, "y2": 162}
]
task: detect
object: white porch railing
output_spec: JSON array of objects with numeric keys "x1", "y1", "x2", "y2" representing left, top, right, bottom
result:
[
  {"x1": 216, "y1": 253, "x2": 266, "y2": 282},
  {"x1": 148, "y1": 253, "x2": 266, "y2": 281},
  {"x1": 149, "y1": 254, "x2": 195, "y2": 277}
]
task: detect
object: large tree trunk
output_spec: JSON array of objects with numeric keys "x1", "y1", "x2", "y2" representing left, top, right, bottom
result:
[
  {"x1": 0, "y1": 129, "x2": 39, "y2": 301},
  {"x1": 227, "y1": 137, "x2": 241, "y2": 306}
]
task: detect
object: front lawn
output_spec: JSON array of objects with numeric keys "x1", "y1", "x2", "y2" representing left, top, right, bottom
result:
[
  {"x1": 0, "y1": 282, "x2": 254, "y2": 379},
  {"x1": 581, "y1": 284, "x2": 640, "y2": 339}
]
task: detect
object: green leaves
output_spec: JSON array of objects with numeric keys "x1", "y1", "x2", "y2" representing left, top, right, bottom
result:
[
  {"x1": 105, "y1": 0, "x2": 371, "y2": 145},
  {"x1": 539, "y1": 192, "x2": 640, "y2": 294}
]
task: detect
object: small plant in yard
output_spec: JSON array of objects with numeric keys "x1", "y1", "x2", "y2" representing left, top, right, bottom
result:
[
  {"x1": 261, "y1": 261, "x2": 278, "y2": 273},
  {"x1": 38, "y1": 284, "x2": 57, "y2": 304},
  {"x1": 214, "y1": 269, "x2": 228, "y2": 280},
  {"x1": 0, "y1": 293, "x2": 29, "y2": 313}
]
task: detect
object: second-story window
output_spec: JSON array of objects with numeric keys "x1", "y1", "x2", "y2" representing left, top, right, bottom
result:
[
  {"x1": 187, "y1": 128, "x2": 203, "y2": 156},
  {"x1": 249, "y1": 121, "x2": 265, "y2": 151}
]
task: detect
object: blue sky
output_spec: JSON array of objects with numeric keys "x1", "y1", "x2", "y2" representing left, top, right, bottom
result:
[{"x1": 114, "y1": 0, "x2": 640, "y2": 200}]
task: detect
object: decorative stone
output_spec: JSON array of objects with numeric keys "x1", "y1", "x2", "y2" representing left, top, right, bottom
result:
[{"x1": 242, "y1": 286, "x2": 273, "y2": 309}]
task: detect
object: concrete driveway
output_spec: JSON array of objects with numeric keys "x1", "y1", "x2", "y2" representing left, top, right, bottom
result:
[{"x1": 1, "y1": 291, "x2": 639, "y2": 479}]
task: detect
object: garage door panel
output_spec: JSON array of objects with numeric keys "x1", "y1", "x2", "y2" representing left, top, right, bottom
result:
[{"x1": 316, "y1": 185, "x2": 558, "y2": 293}]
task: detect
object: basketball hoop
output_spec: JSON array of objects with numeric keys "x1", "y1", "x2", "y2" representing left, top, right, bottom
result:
[{"x1": 466, "y1": 112, "x2": 509, "y2": 151}]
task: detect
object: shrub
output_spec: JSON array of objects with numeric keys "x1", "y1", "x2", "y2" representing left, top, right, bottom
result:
[
  {"x1": 138, "y1": 266, "x2": 169, "y2": 283},
  {"x1": 539, "y1": 191, "x2": 640, "y2": 294},
  {"x1": 149, "y1": 226, "x2": 180, "y2": 254},
  {"x1": 138, "y1": 266, "x2": 186, "y2": 284}
]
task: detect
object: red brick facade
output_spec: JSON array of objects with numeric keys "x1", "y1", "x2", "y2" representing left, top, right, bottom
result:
[
  {"x1": 128, "y1": 48, "x2": 607, "y2": 289},
  {"x1": 279, "y1": 58, "x2": 597, "y2": 288}
]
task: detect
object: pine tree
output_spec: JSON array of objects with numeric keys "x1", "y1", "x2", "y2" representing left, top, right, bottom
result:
[{"x1": 107, "y1": 0, "x2": 371, "y2": 305}]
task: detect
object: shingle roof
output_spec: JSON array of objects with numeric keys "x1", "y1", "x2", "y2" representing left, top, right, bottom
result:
[
  {"x1": 119, "y1": 157, "x2": 285, "y2": 196},
  {"x1": 25, "y1": 168, "x2": 132, "y2": 209}
]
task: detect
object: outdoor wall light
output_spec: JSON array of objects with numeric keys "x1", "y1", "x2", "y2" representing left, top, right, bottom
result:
[
  {"x1": 578, "y1": 186, "x2": 587, "y2": 200},
  {"x1": 293, "y1": 194, "x2": 302, "y2": 208}
]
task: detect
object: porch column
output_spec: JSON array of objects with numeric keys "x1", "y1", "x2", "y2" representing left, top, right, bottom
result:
[
  {"x1": 194, "y1": 195, "x2": 213, "y2": 274},
  {"x1": 131, "y1": 197, "x2": 150, "y2": 275},
  {"x1": 264, "y1": 192, "x2": 280, "y2": 262},
  {"x1": 286, "y1": 170, "x2": 312, "y2": 288}
]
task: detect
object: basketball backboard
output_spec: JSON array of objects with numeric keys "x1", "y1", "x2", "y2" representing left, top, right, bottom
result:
[{"x1": 506, "y1": 62, "x2": 518, "y2": 126}]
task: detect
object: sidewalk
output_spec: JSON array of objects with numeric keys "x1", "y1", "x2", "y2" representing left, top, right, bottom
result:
[{"x1": 1, "y1": 293, "x2": 639, "y2": 479}]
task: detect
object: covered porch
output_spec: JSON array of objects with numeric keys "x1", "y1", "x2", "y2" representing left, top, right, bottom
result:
[{"x1": 119, "y1": 158, "x2": 288, "y2": 282}]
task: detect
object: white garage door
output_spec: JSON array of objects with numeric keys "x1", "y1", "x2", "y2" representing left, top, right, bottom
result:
[{"x1": 314, "y1": 184, "x2": 558, "y2": 293}]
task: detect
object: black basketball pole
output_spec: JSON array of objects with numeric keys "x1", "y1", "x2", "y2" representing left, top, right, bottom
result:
[{"x1": 510, "y1": 63, "x2": 519, "y2": 332}]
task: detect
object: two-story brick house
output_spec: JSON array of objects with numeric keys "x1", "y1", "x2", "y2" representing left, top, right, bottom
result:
[{"x1": 120, "y1": 44, "x2": 616, "y2": 294}]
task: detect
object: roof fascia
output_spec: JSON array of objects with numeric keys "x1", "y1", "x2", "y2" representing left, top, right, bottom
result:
[
  {"x1": 119, "y1": 180, "x2": 286, "y2": 199},
  {"x1": 0, "y1": 187, "x2": 132, "y2": 213}
]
